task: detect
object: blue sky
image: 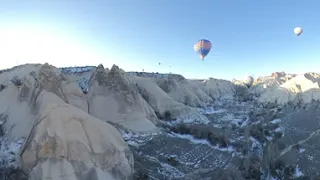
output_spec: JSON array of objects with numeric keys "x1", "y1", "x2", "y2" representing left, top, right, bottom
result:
[{"x1": 0, "y1": 0, "x2": 319, "y2": 80}]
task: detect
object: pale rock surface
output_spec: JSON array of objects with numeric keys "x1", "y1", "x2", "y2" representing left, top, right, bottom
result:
[
  {"x1": 256, "y1": 72, "x2": 320, "y2": 104},
  {"x1": 62, "y1": 82, "x2": 88, "y2": 112},
  {"x1": 0, "y1": 63, "x2": 136, "y2": 179},
  {"x1": 0, "y1": 63, "x2": 76, "y2": 139},
  {"x1": 249, "y1": 72, "x2": 296, "y2": 96},
  {"x1": 0, "y1": 64, "x2": 45, "y2": 139},
  {"x1": 0, "y1": 84, "x2": 36, "y2": 139},
  {"x1": 155, "y1": 74, "x2": 213, "y2": 107},
  {"x1": 193, "y1": 78, "x2": 235, "y2": 100},
  {"x1": 186, "y1": 80, "x2": 214, "y2": 104},
  {"x1": 87, "y1": 64, "x2": 158, "y2": 132},
  {"x1": 130, "y1": 75, "x2": 205, "y2": 121},
  {"x1": 20, "y1": 93, "x2": 133, "y2": 180}
]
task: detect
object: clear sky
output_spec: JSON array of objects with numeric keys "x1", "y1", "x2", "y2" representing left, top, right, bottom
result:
[{"x1": 0, "y1": 0, "x2": 319, "y2": 80}]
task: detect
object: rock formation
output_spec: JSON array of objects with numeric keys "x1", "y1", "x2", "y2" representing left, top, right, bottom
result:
[{"x1": 2, "y1": 63, "x2": 320, "y2": 179}]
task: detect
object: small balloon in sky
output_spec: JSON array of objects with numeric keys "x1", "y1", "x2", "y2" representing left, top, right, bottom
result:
[
  {"x1": 243, "y1": 76, "x2": 254, "y2": 87},
  {"x1": 194, "y1": 39, "x2": 212, "y2": 61},
  {"x1": 294, "y1": 27, "x2": 303, "y2": 36}
]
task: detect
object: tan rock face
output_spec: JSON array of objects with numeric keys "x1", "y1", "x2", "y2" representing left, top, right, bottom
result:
[
  {"x1": 38, "y1": 63, "x2": 68, "y2": 102},
  {"x1": 87, "y1": 65, "x2": 158, "y2": 132},
  {"x1": 62, "y1": 82, "x2": 88, "y2": 112},
  {"x1": 155, "y1": 75, "x2": 213, "y2": 107},
  {"x1": 193, "y1": 78, "x2": 235, "y2": 100},
  {"x1": 131, "y1": 76, "x2": 205, "y2": 122},
  {"x1": 0, "y1": 63, "x2": 246, "y2": 179},
  {"x1": 20, "y1": 99, "x2": 133, "y2": 180}
]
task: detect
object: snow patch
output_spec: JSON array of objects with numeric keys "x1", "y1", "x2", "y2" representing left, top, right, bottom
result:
[
  {"x1": 294, "y1": 164, "x2": 304, "y2": 178},
  {"x1": 299, "y1": 148, "x2": 306, "y2": 153},
  {"x1": 198, "y1": 107, "x2": 227, "y2": 114},
  {"x1": 275, "y1": 127, "x2": 285, "y2": 133},
  {"x1": 59, "y1": 66, "x2": 95, "y2": 74},
  {"x1": 168, "y1": 132, "x2": 235, "y2": 152},
  {"x1": 158, "y1": 162, "x2": 185, "y2": 178},
  {"x1": 166, "y1": 116, "x2": 210, "y2": 126},
  {"x1": 121, "y1": 130, "x2": 161, "y2": 146},
  {"x1": 0, "y1": 137, "x2": 25, "y2": 168},
  {"x1": 270, "y1": 118, "x2": 282, "y2": 124},
  {"x1": 127, "y1": 72, "x2": 170, "y2": 79}
]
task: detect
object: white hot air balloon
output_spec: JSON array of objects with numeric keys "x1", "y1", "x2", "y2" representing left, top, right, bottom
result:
[
  {"x1": 294, "y1": 27, "x2": 303, "y2": 36},
  {"x1": 243, "y1": 76, "x2": 254, "y2": 87}
]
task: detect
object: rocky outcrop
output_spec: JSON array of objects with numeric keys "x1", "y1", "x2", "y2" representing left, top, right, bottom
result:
[
  {"x1": 257, "y1": 73, "x2": 320, "y2": 104},
  {"x1": 193, "y1": 78, "x2": 235, "y2": 100},
  {"x1": 0, "y1": 64, "x2": 138, "y2": 180},
  {"x1": 130, "y1": 75, "x2": 205, "y2": 122},
  {"x1": 1, "y1": 63, "x2": 258, "y2": 180},
  {"x1": 155, "y1": 75, "x2": 213, "y2": 107},
  {"x1": 87, "y1": 64, "x2": 158, "y2": 132},
  {"x1": 62, "y1": 82, "x2": 88, "y2": 112},
  {"x1": 20, "y1": 92, "x2": 133, "y2": 180}
]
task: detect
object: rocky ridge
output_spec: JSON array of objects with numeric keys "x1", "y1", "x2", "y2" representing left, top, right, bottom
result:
[{"x1": 0, "y1": 64, "x2": 320, "y2": 179}]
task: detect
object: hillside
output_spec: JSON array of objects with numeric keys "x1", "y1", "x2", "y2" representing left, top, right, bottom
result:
[{"x1": 0, "y1": 64, "x2": 320, "y2": 179}]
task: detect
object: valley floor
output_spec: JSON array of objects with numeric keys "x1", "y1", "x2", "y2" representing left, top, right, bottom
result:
[{"x1": 123, "y1": 99, "x2": 319, "y2": 180}]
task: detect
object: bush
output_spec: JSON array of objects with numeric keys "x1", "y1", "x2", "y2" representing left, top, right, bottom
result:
[
  {"x1": 0, "y1": 85, "x2": 5, "y2": 92},
  {"x1": 166, "y1": 156, "x2": 179, "y2": 166},
  {"x1": 173, "y1": 123, "x2": 189, "y2": 134},
  {"x1": 11, "y1": 76, "x2": 22, "y2": 86},
  {"x1": 0, "y1": 167, "x2": 28, "y2": 180},
  {"x1": 274, "y1": 132, "x2": 283, "y2": 139},
  {"x1": 164, "y1": 110, "x2": 172, "y2": 120},
  {"x1": 240, "y1": 155, "x2": 262, "y2": 180},
  {"x1": 249, "y1": 124, "x2": 265, "y2": 142},
  {"x1": 0, "y1": 114, "x2": 8, "y2": 137},
  {"x1": 154, "y1": 111, "x2": 164, "y2": 120},
  {"x1": 284, "y1": 165, "x2": 295, "y2": 179},
  {"x1": 132, "y1": 170, "x2": 148, "y2": 180}
]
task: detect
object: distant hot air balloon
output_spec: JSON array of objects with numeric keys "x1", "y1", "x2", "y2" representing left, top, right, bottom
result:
[
  {"x1": 294, "y1": 27, "x2": 303, "y2": 36},
  {"x1": 159, "y1": 62, "x2": 161, "y2": 65},
  {"x1": 243, "y1": 76, "x2": 254, "y2": 87},
  {"x1": 194, "y1": 39, "x2": 212, "y2": 60}
]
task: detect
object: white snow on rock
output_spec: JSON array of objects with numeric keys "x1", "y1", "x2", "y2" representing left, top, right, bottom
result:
[
  {"x1": 0, "y1": 137, "x2": 24, "y2": 168},
  {"x1": 294, "y1": 164, "x2": 304, "y2": 178},
  {"x1": 250, "y1": 72, "x2": 320, "y2": 105},
  {"x1": 168, "y1": 132, "x2": 235, "y2": 153}
]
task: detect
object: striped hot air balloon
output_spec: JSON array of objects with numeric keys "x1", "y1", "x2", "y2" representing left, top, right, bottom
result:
[{"x1": 194, "y1": 39, "x2": 212, "y2": 61}]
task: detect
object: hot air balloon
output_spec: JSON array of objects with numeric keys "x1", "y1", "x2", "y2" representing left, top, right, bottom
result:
[
  {"x1": 243, "y1": 76, "x2": 254, "y2": 88},
  {"x1": 194, "y1": 39, "x2": 212, "y2": 60},
  {"x1": 294, "y1": 27, "x2": 303, "y2": 36}
]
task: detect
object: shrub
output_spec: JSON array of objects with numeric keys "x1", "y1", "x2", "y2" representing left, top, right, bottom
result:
[
  {"x1": 274, "y1": 132, "x2": 283, "y2": 139},
  {"x1": 164, "y1": 110, "x2": 172, "y2": 120},
  {"x1": 154, "y1": 111, "x2": 164, "y2": 120},
  {"x1": 249, "y1": 124, "x2": 265, "y2": 142},
  {"x1": 11, "y1": 76, "x2": 22, "y2": 86},
  {"x1": 173, "y1": 123, "x2": 189, "y2": 134},
  {"x1": 132, "y1": 170, "x2": 148, "y2": 180},
  {"x1": 0, "y1": 85, "x2": 5, "y2": 92},
  {"x1": 166, "y1": 156, "x2": 179, "y2": 166}
]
